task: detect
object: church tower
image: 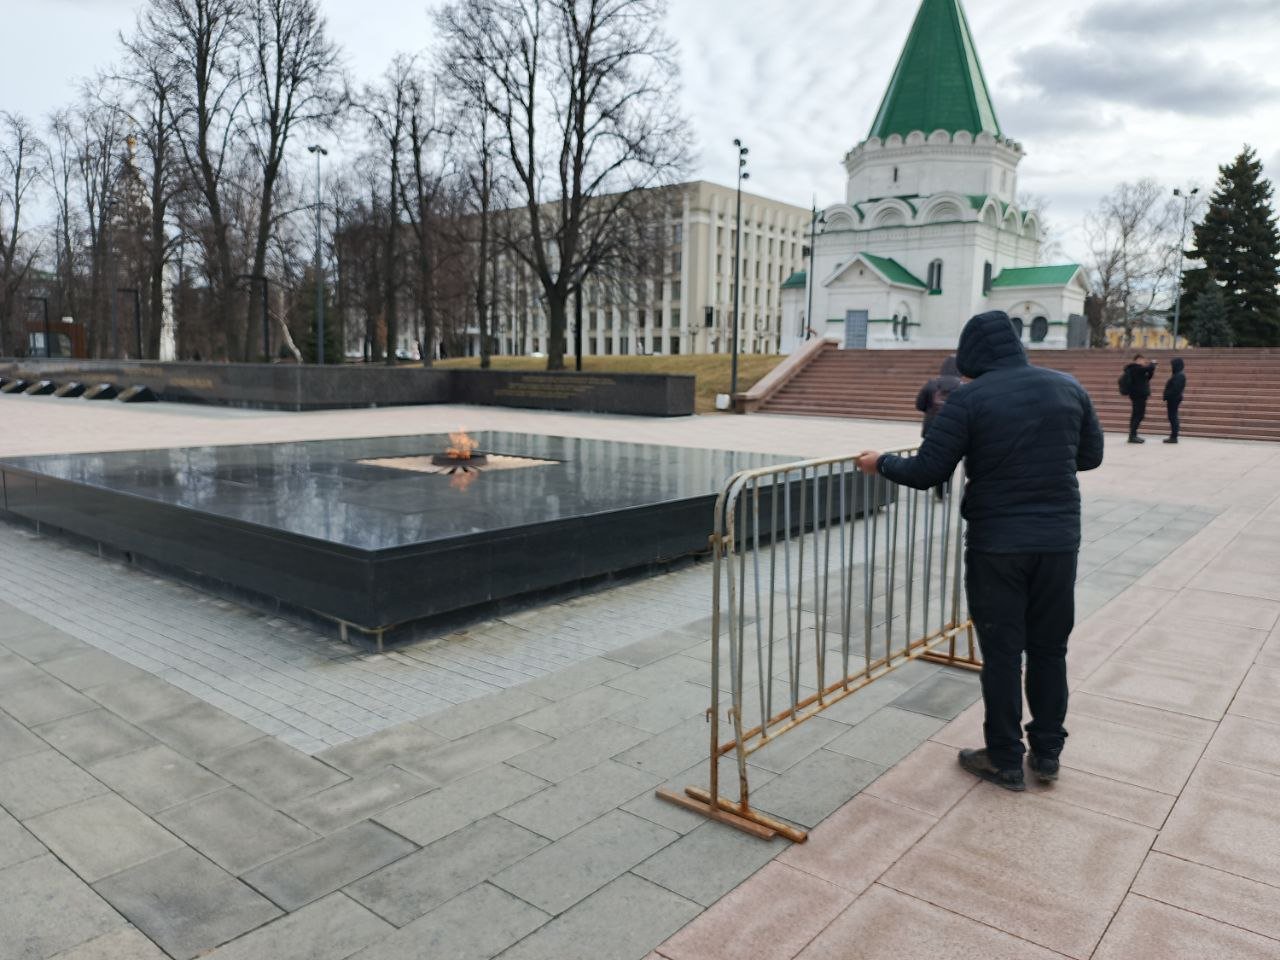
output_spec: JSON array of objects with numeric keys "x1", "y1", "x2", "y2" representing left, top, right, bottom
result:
[{"x1": 780, "y1": 0, "x2": 1086, "y2": 352}]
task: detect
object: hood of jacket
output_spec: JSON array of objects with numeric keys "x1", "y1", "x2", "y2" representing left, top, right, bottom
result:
[
  {"x1": 1171, "y1": 357, "x2": 1185, "y2": 374},
  {"x1": 939, "y1": 355, "x2": 960, "y2": 378},
  {"x1": 956, "y1": 311, "x2": 1028, "y2": 379}
]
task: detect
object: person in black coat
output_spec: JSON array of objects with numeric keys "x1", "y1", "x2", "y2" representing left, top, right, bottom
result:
[
  {"x1": 1163, "y1": 357, "x2": 1186, "y2": 444},
  {"x1": 1122, "y1": 354, "x2": 1157, "y2": 443},
  {"x1": 854, "y1": 310, "x2": 1104, "y2": 791},
  {"x1": 915, "y1": 355, "x2": 962, "y2": 437}
]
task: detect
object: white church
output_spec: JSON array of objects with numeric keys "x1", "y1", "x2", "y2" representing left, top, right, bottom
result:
[{"x1": 780, "y1": 0, "x2": 1087, "y2": 352}]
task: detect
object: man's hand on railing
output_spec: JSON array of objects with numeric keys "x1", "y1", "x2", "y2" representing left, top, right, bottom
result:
[{"x1": 855, "y1": 451, "x2": 881, "y2": 475}]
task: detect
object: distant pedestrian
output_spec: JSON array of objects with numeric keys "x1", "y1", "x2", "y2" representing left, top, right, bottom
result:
[
  {"x1": 1163, "y1": 357, "x2": 1186, "y2": 444},
  {"x1": 1120, "y1": 353, "x2": 1157, "y2": 443},
  {"x1": 916, "y1": 355, "x2": 963, "y2": 500}
]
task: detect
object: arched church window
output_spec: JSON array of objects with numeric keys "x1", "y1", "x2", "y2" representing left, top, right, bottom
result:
[
  {"x1": 891, "y1": 314, "x2": 900, "y2": 339},
  {"x1": 900, "y1": 316, "x2": 910, "y2": 341},
  {"x1": 982, "y1": 261, "x2": 993, "y2": 295},
  {"x1": 1010, "y1": 317, "x2": 1025, "y2": 340},
  {"x1": 1031, "y1": 316, "x2": 1049, "y2": 343},
  {"x1": 892, "y1": 166, "x2": 899, "y2": 184},
  {"x1": 927, "y1": 259, "x2": 943, "y2": 292}
]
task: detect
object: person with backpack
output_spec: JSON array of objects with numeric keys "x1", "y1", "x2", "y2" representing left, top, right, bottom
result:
[
  {"x1": 916, "y1": 355, "x2": 963, "y2": 499},
  {"x1": 1163, "y1": 357, "x2": 1186, "y2": 444},
  {"x1": 1119, "y1": 353, "x2": 1157, "y2": 443}
]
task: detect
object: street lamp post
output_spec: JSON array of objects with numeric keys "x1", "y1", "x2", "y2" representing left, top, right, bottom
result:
[
  {"x1": 117, "y1": 288, "x2": 142, "y2": 358},
  {"x1": 106, "y1": 198, "x2": 119, "y2": 358},
  {"x1": 307, "y1": 144, "x2": 328, "y2": 364},
  {"x1": 730, "y1": 139, "x2": 749, "y2": 397},
  {"x1": 804, "y1": 202, "x2": 825, "y2": 342},
  {"x1": 1171, "y1": 186, "x2": 1198, "y2": 350}
]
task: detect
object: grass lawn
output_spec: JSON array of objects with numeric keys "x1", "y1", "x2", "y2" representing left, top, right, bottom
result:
[{"x1": 431, "y1": 353, "x2": 783, "y2": 414}]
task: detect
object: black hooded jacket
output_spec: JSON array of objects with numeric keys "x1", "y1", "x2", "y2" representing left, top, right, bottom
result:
[
  {"x1": 1163, "y1": 357, "x2": 1186, "y2": 404},
  {"x1": 1123, "y1": 360, "x2": 1156, "y2": 399},
  {"x1": 915, "y1": 355, "x2": 963, "y2": 437},
  {"x1": 877, "y1": 311, "x2": 1105, "y2": 553}
]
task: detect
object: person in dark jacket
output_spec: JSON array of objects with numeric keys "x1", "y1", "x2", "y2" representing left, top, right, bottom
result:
[
  {"x1": 854, "y1": 310, "x2": 1105, "y2": 791},
  {"x1": 1163, "y1": 357, "x2": 1186, "y2": 444},
  {"x1": 915, "y1": 355, "x2": 962, "y2": 437},
  {"x1": 1122, "y1": 354, "x2": 1157, "y2": 443}
]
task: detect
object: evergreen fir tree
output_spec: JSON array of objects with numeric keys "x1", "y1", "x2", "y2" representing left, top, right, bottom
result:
[
  {"x1": 1189, "y1": 145, "x2": 1280, "y2": 346},
  {"x1": 1188, "y1": 284, "x2": 1234, "y2": 347},
  {"x1": 292, "y1": 267, "x2": 342, "y2": 364}
]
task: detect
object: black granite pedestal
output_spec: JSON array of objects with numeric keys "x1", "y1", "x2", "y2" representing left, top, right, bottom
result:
[{"x1": 0, "y1": 434, "x2": 871, "y2": 644}]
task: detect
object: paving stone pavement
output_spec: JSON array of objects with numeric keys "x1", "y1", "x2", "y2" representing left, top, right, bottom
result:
[{"x1": 0, "y1": 399, "x2": 1271, "y2": 959}]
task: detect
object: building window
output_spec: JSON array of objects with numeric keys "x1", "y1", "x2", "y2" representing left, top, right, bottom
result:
[
  {"x1": 671, "y1": 307, "x2": 681, "y2": 327},
  {"x1": 671, "y1": 251, "x2": 681, "y2": 273},
  {"x1": 673, "y1": 224, "x2": 682, "y2": 244},
  {"x1": 1010, "y1": 317, "x2": 1025, "y2": 340},
  {"x1": 927, "y1": 259, "x2": 943, "y2": 292},
  {"x1": 892, "y1": 166, "x2": 899, "y2": 183},
  {"x1": 982, "y1": 261, "x2": 993, "y2": 295},
  {"x1": 716, "y1": 254, "x2": 722, "y2": 274},
  {"x1": 1030, "y1": 316, "x2": 1049, "y2": 343},
  {"x1": 669, "y1": 336, "x2": 680, "y2": 355},
  {"x1": 671, "y1": 281, "x2": 681, "y2": 299}
]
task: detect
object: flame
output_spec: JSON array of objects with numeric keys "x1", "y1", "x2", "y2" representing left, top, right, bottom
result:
[
  {"x1": 450, "y1": 469, "x2": 478, "y2": 492},
  {"x1": 446, "y1": 428, "x2": 479, "y2": 460}
]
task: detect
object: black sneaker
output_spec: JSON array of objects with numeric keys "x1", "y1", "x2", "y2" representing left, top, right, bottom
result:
[
  {"x1": 1127, "y1": 436, "x2": 1145, "y2": 444},
  {"x1": 1028, "y1": 753, "x2": 1059, "y2": 783},
  {"x1": 958, "y1": 748, "x2": 1026, "y2": 792},
  {"x1": 1163, "y1": 438, "x2": 1178, "y2": 444}
]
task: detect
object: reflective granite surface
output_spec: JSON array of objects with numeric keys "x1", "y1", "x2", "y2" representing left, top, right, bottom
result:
[{"x1": 2, "y1": 433, "x2": 797, "y2": 552}]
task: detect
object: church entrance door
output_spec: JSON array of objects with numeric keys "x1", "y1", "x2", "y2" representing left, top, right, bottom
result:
[{"x1": 844, "y1": 310, "x2": 869, "y2": 349}]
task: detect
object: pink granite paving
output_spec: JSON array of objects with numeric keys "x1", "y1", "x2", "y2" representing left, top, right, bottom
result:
[{"x1": 654, "y1": 438, "x2": 1280, "y2": 959}]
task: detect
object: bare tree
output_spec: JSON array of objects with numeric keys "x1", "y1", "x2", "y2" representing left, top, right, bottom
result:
[
  {"x1": 439, "y1": 0, "x2": 689, "y2": 370},
  {"x1": 1086, "y1": 179, "x2": 1179, "y2": 348},
  {"x1": 239, "y1": 0, "x2": 340, "y2": 359},
  {"x1": 0, "y1": 112, "x2": 44, "y2": 356}
]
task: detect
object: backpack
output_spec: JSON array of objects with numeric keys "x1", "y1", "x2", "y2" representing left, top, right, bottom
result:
[{"x1": 1118, "y1": 373, "x2": 1130, "y2": 396}]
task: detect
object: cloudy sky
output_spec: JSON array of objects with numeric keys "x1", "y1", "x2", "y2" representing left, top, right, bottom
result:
[{"x1": 4, "y1": 0, "x2": 1279, "y2": 261}]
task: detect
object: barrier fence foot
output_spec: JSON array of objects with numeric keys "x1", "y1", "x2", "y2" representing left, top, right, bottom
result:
[
  {"x1": 921, "y1": 650, "x2": 983, "y2": 672},
  {"x1": 655, "y1": 787, "x2": 808, "y2": 843}
]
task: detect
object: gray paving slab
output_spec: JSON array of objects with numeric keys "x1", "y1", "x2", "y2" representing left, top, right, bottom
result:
[
  {"x1": 0, "y1": 626, "x2": 89, "y2": 663},
  {"x1": 158, "y1": 786, "x2": 316, "y2": 875},
  {"x1": 243, "y1": 821, "x2": 416, "y2": 911},
  {"x1": 205, "y1": 737, "x2": 349, "y2": 806},
  {"x1": 25, "y1": 793, "x2": 183, "y2": 884},
  {"x1": 888, "y1": 670, "x2": 982, "y2": 720},
  {"x1": 0, "y1": 855, "x2": 124, "y2": 960},
  {"x1": 374, "y1": 762, "x2": 550, "y2": 847},
  {"x1": 416, "y1": 689, "x2": 550, "y2": 741},
  {"x1": 0, "y1": 653, "x2": 43, "y2": 690},
  {"x1": 136, "y1": 702, "x2": 264, "y2": 760},
  {"x1": 601, "y1": 629, "x2": 704, "y2": 668},
  {"x1": 0, "y1": 748, "x2": 109, "y2": 821},
  {"x1": 47, "y1": 927, "x2": 170, "y2": 959},
  {"x1": 351, "y1": 882, "x2": 549, "y2": 960},
  {"x1": 494, "y1": 872, "x2": 700, "y2": 960},
  {"x1": 94, "y1": 847, "x2": 282, "y2": 960},
  {"x1": 613, "y1": 713, "x2": 716, "y2": 780},
  {"x1": 507, "y1": 719, "x2": 649, "y2": 783},
  {"x1": 0, "y1": 606, "x2": 59, "y2": 641},
  {"x1": 620, "y1": 755, "x2": 779, "y2": 836},
  {"x1": 314, "y1": 721, "x2": 447, "y2": 776},
  {"x1": 515, "y1": 657, "x2": 633, "y2": 702},
  {"x1": 42, "y1": 649, "x2": 149, "y2": 691},
  {"x1": 606, "y1": 680, "x2": 709, "y2": 734},
  {"x1": 817, "y1": 664, "x2": 938, "y2": 726},
  {"x1": 284, "y1": 765, "x2": 435, "y2": 834},
  {"x1": 492, "y1": 809, "x2": 677, "y2": 916},
  {"x1": 0, "y1": 674, "x2": 97, "y2": 727},
  {"x1": 89, "y1": 743, "x2": 228, "y2": 814},
  {"x1": 826, "y1": 705, "x2": 947, "y2": 767},
  {"x1": 83, "y1": 674, "x2": 204, "y2": 724},
  {"x1": 0, "y1": 707, "x2": 45, "y2": 760},
  {"x1": 515, "y1": 685, "x2": 646, "y2": 738},
  {"x1": 500, "y1": 759, "x2": 661, "y2": 840},
  {"x1": 346, "y1": 815, "x2": 547, "y2": 927},
  {"x1": 749, "y1": 748, "x2": 884, "y2": 829},
  {"x1": 632, "y1": 819, "x2": 783, "y2": 906},
  {"x1": 205, "y1": 892, "x2": 394, "y2": 960},
  {"x1": 605, "y1": 654, "x2": 707, "y2": 700},
  {"x1": 0, "y1": 806, "x2": 46, "y2": 870},
  {"x1": 33, "y1": 709, "x2": 157, "y2": 767},
  {"x1": 397, "y1": 722, "x2": 551, "y2": 784},
  {"x1": 746, "y1": 714, "x2": 850, "y2": 774}
]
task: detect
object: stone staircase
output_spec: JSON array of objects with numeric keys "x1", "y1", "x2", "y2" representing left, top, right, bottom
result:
[{"x1": 757, "y1": 343, "x2": 1280, "y2": 441}]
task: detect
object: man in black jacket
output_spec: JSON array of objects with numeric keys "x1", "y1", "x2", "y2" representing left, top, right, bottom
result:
[
  {"x1": 1122, "y1": 354, "x2": 1157, "y2": 443},
  {"x1": 1163, "y1": 357, "x2": 1186, "y2": 444},
  {"x1": 855, "y1": 311, "x2": 1105, "y2": 791}
]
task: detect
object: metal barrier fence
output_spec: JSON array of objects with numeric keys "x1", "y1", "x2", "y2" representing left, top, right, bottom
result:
[{"x1": 657, "y1": 446, "x2": 980, "y2": 842}]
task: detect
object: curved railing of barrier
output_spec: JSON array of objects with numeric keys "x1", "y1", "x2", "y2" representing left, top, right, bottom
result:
[{"x1": 657, "y1": 447, "x2": 980, "y2": 842}]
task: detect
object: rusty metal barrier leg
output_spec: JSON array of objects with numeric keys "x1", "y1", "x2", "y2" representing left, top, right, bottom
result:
[{"x1": 658, "y1": 449, "x2": 981, "y2": 842}]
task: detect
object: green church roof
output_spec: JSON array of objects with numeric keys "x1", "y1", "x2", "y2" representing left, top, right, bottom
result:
[
  {"x1": 868, "y1": 0, "x2": 1002, "y2": 141},
  {"x1": 861, "y1": 253, "x2": 928, "y2": 289},
  {"x1": 781, "y1": 270, "x2": 807, "y2": 289},
  {"x1": 990, "y1": 264, "x2": 1081, "y2": 288}
]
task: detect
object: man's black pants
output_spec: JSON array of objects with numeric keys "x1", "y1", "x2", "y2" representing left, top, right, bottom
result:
[
  {"x1": 965, "y1": 551, "x2": 1077, "y2": 771},
  {"x1": 1167, "y1": 400, "x2": 1181, "y2": 440},
  {"x1": 1128, "y1": 395, "x2": 1147, "y2": 438}
]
